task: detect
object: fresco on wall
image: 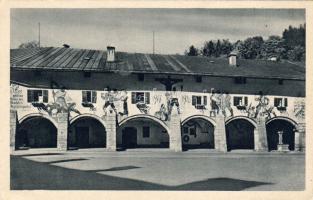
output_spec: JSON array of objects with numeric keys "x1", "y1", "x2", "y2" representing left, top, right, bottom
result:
[
  {"x1": 294, "y1": 99, "x2": 305, "y2": 120},
  {"x1": 210, "y1": 91, "x2": 233, "y2": 117},
  {"x1": 47, "y1": 87, "x2": 80, "y2": 117},
  {"x1": 254, "y1": 92, "x2": 276, "y2": 119},
  {"x1": 101, "y1": 89, "x2": 129, "y2": 117},
  {"x1": 10, "y1": 83, "x2": 31, "y2": 110}
]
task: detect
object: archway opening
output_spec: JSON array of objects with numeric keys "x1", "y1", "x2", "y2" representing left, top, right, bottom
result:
[
  {"x1": 16, "y1": 116, "x2": 57, "y2": 149},
  {"x1": 117, "y1": 117, "x2": 169, "y2": 150},
  {"x1": 181, "y1": 118, "x2": 214, "y2": 151},
  {"x1": 266, "y1": 119, "x2": 296, "y2": 151},
  {"x1": 226, "y1": 119, "x2": 255, "y2": 151},
  {"x1": 69, "y1": 117, "x2": 106, "y2": 149}
]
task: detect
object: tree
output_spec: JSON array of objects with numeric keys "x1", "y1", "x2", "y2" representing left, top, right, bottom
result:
[
  {"x1": 18, "y1": 41, "x2": 40, "y2": 49},
  {"x1": 185, "y1": 45, "x2": 199, "y2": 56},
  {"x1": 238, "y1": 36, "x2": 264, "y2": 59},
  {"x1": 282, "y1": 24, "x2": 305, "y2": 49},
  {"x1": 202, "y1": 40, "x2": 214, "y2": 57}
]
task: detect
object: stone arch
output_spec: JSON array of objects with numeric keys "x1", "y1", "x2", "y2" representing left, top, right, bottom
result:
[
  {"x1": 69, "y1": 113, "x2": 106, "y2": 127},
  {"x1": 181, "y1": 115, "x2": 216, "y2": 150},
  {"x1": 181, "y1": 115, "x2": 216, "y2": 127},
  {"x1": 19, "y1": 113, "x2": 58, "y2": 128},
  {"x1": 17, "y1": 113, "x2": 58, "y2": 149},
  {"x1": 69, "y1": 114, "x2": 107, "y2": 149},
  {"x1": 119, "y1": 114, "x2": 170, "y2": 134},
  {"x1": 266, "y1": 117, "x2": 297, "y2": 151},
  {"x1": 225, "y1": 116, "x2": 257, "y2": 151},
  {"x1": 118, "y1": 114, "x2": 171, "y2": 149},
  {"x1": 225, "y1": 116, "x2": 257, "y2": 128},
  {"x1": 266, "y1": 116, "x2": 298, "y2": 127}
]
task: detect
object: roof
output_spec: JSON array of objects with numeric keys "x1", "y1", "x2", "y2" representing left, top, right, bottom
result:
[{"x1": 10, "y1": 47, "x2": 305, "y2": 80}]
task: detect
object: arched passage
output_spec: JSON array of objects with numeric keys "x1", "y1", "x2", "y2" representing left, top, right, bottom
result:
[
  {"x1": 16, "y1": 116, "x2": 57, "y2": 149},
  {"x1": 266, "y1": 117, "x2": 297, "y2": 151},
  {"x1": 69, "y1": 115, "x2": 106, "y2": 149},
  {"x1": 181, "y1": 116, "x2": 215, "y2": 150},
  {"x1": 225, "y1": 117, "x2": 256, "y2": 151},
  {"x1": 118, "y1": 115, "x2": 170, "y2": 150}
]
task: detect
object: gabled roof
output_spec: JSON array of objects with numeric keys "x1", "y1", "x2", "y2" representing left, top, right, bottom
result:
[{"x1": 10, "y1": 47, "x2": 305, "y2": 80}]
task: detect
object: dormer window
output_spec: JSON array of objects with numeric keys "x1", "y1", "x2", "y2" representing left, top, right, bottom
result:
[
  {"x1": 192, "y1": 95, "x2": 207, "y2": 109},
  {"x1": 234, "y1": 77, "x2": 247, "y2": 84},
  {"x1": 233, "y1": 96, "x2": 248, "y2": 110},
  {"x1": 278, "y1": 79, "x2": 284, "y2": 85},
  {"x1": 274, "y1": 97, "x2": 288, "y2": 111}
]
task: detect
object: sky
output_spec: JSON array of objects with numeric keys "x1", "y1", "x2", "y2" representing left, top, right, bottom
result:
[{"x1": 11, "y1": 9, "x2": 305, "y2": 54}]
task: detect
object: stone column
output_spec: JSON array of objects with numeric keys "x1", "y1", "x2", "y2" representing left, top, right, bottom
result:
[
  {"x1": 106, "y1": 106, "x2": 117, "y2": 151},
  {"x1": 169, "y1": 105, "x2": 182, "y2": 152},
  {"x1": 296, "y1": 122, "x2": 306, "y2": 152},
  {"x1": 254, "y1": 116, "x2": 268, "y2": 151},
  {"x1": 10, "y1": 110, "x2": 18, "y2": 152},
  {"x1": 214, "y1": 114, "x2": 227, "y2": 152},
  {"x1": 57, "y1": 112, "x2": 68, "y2": 151}
]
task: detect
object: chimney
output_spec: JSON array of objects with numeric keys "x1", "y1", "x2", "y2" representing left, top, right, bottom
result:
[
  {"x1": 107, "y1": 46, "x2": 115, "y2": 62},
  {"x1": 228, "y1": 51, "x2": 238, "y2": 66}
]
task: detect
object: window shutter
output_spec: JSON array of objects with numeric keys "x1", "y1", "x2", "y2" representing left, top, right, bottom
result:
[
  {"x1": 203, "y1": 96, "x2": 207, "y2": 105},
  {"x1": 274, "y1": 98, "x2": 279, "y2": 107},
  {"x1": 192, "y1": 96, "x2": 196, "y2": 106},
  {"x1": 284, "y1": 98, "x2": 288, "y2": 107},
  {"x1": 92, "y1": 91, "x2": 97, "y2": 103},
  {"x1": 145, "y1": 92, "x2": 150, "y2": 104},
  {"x1": 27, "y1": 90, "x2": 33, "y2": 102},
  {"x1": 43, "y1": 90, "x2": 48, "y2": 103},
  {"x1": 233, "y1": 97, "x2": 239, "y2": 106},
  {"x1": 244, "y1": 96, "x2": 248, "y2": 106},
  {"x1": 82, "y1": 91, "x2": 88, "y2": 103},
  {"x1": 131, "y1": 92, "x2": 136, "y2": 104}
]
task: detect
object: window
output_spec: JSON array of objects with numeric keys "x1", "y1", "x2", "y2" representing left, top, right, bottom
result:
[
  {"x1": 84, "y1": 72, "x2": 91, "y2": 78},
  {"x1": 233, "y1": 96, "x2": 248, "y2": 107},
  {"x1": 234, "y1": 77, "x2": 247, "y2": 84},
  {"x1": 82, "y1": 91, "x2": 97, "y2": 103},
  {"x1": 143, "y1": 126, "x2": 150, "y2": 138},
  {"x1": 138, "y1": 74, "x2": 145, "y2": 81},
  {"x1": 195, "y1": 76, "x2": 202, "y2": 83},
  {"x1": 192, "y1": 95, "x2": 207, "y2": 106},
  {"x1": 278, "y1": 79, "x2": 284, "y2": 85},
  {"x1": 131, "y1": 92, "x2": 150, "y2": 104},
  {"x1": 274, "y1": 97, "x2": 288, "y2": 108},
  {"x1": 27, "y1": 90, "x2": 48, "y2": 103}
]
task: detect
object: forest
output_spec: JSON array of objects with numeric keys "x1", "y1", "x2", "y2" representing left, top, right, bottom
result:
[{"x1": 184, "y1": 24, "x2": 305, "y2": 62}]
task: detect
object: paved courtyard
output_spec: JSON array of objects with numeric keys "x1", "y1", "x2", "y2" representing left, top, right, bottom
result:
[{"x1": 11, "y1": 149, "x2": 305, "y2": 190}]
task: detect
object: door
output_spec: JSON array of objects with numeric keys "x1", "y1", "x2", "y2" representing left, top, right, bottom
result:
[
  {"x1": 75, "y1": 127, "x2": 89, "y2": 148},
  {"x1": 122, "y1": 127, "x2": 137, "y2": 148}
]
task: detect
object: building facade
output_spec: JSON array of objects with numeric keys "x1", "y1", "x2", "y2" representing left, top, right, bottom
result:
[{"x1": 10, "y1": 46, "x2": 306, "y2": 152}]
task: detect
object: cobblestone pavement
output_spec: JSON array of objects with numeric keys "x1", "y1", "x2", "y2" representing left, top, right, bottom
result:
[{"x1": 11, "y1": 149, "x2": 305, "y2": 190}]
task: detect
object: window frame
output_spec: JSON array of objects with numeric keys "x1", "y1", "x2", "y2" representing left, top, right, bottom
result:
[
  {"x1": 27, "y1": 89, "x2": 49, "y2": 103},
  {"x1": 131, "y1": 92, "x2": 150, "y2": 104},
  {"x1": 82, "y1": 90, "x2": 97, "y2": 104}
]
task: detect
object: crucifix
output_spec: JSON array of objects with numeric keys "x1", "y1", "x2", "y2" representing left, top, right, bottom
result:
[{"x1": 155, "y1": 76, "x2": 183, "y2": 91}]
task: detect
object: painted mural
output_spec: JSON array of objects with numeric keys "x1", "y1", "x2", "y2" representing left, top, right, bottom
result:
[
  {"x1": 10, "y1": 83, "x2": 31, "y2": 110},
  {"x1": 154, "y1": 91, "x2": 181, "y2": 121},
  {"x1": 101, "y1": 89, "x2": 129, "y2": 117},
  {"x1": 209, "y1": 91, "x2": 233, "y2": 117},
  {"x1": 294, "y1": 99, "x2": 305, "y2": 120}
]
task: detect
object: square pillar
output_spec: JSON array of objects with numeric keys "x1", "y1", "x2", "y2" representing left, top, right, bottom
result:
[
  {"x1": 254, "y1": 116, "x2": 268, "y2": 151},
  {"x1": 295, "y1": 122, "x2": 305, "y2": 152},
  {"x1": 57, "y1": 113, "x2": 68, "y2": 151},
  {"x1": 214, "y1": 114, "x2": 227, "y2": 152},
  {"x1": 106, "y1": 107, "x2": 117, "y2": 151},
  {"x1": 169, "y1": 105, "x2": 182, "y2": 152},
  {"x1": 10, "y1": 110, "x2": 18, "y2": 152}
]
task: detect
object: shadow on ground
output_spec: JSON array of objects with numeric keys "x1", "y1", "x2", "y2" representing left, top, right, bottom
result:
[{"x1": 11, "y1": 155, "x2": 271, "y2": 190}]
